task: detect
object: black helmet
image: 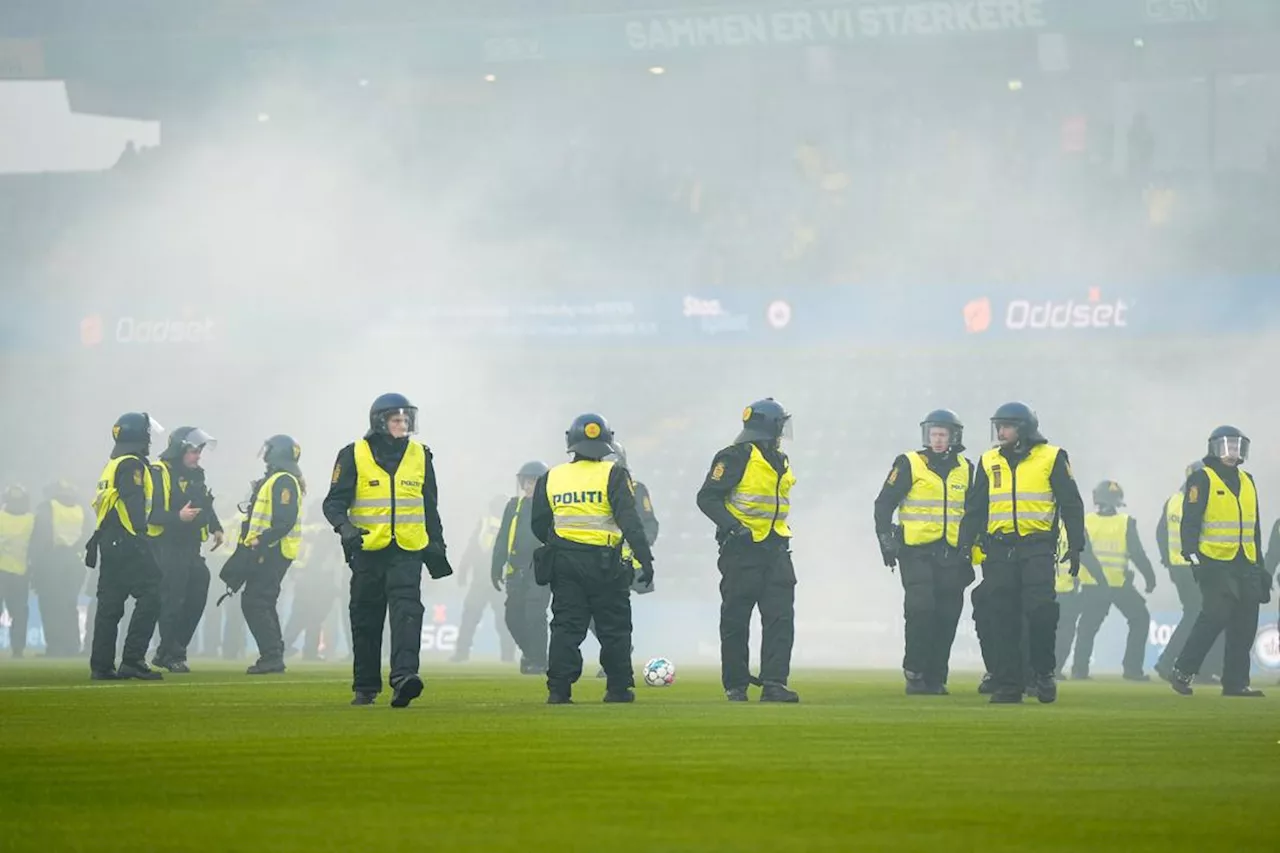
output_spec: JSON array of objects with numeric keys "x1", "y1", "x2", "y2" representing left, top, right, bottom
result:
[
  {"x1": 735, "y1": 398, "x2": 792, "y2": 445},
  {"x1": 920, "y1": 409, "x2": 964, "y2": 452},
  {"x1": 1092, "y1": 480, "x2": 1125, "y2": 509},
  {"x1": 1207, "y1": 425, "x2": 1249, "y2": 463},
  {"x1": 3, "y1": 484, "x2": 29, "y2": 513},
  {"x1": 566, "y1": 413, "x2": 615, "y2": 460},
  {"x1": 369, "y1": 393, "x2": 418, "y2": 437},
  {"x1": 990, "y1": 401, "x2": 1042, "y2": 446},
  {"x1": 517, "y1": 460, "x2": 549, "y2": 484},
  {"x1": 112, "y1": 412, "x2": 158, "y2": 453},
  {"x1": 260, "y1": 434, "x2": 301, "y2": 471},
  {"x1": 161, "y1": 426, "x2": 217, "y2": 462}
]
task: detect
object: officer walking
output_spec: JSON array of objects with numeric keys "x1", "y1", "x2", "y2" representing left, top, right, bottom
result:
[
  {"x1": 1169, "y1": 426, "x2": 1269, "y2": 697},
  {"x1": 0, "y1": 486, "x2": 35, "y2": 658},
  {"x1": 492, "y1": 461, "x2": 552, "y2": 674},
  {"x1": 1070, "y1": 481, "x2": 1157, "y2": 681},
  {"x1": 532, "y1": 414, "x2": 653, "y2": 704},
  {"x1": 149, "y1": 427, "x2": 223, "y2": 673},
  {"x1": 957, "y1": 402, "x2": 1085, "y2": 704},
  {"x1": 235, "y1": 435, "x2": 304, "y2": 675},
  {"x1": 696, "y1": 399, "x2": 799, "y2": 703},
  {"x1": 873, "y1": 409, "x2": 975, "y2": 695},
  {"x1": 87, "y1": 413, "x2": 164, "y2": 680},
  {"x1": 1154, "y1": 462, "x2": 1224, "y2": 683},
  {"x1": 323, "y1": 393, "x2": 452, "y2": 708},
  {"x1": 29, "y1": 481, "x2": 92, "y2": 657},
  {"x1": 452, "y1": 496, "x2": 516, "y2": 664},
  {"x1": 282, "y1": 506, "x2": 340, "y2": 660}
]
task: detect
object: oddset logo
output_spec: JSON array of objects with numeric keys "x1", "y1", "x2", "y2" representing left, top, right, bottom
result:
[{"x1": 964, "y1": 288, "x2": 1132, "y2": 334}]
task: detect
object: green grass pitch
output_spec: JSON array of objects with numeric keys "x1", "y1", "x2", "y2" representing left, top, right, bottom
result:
[{"x1": 0, "y1": 663, "x2": 1275, "y2": 852}]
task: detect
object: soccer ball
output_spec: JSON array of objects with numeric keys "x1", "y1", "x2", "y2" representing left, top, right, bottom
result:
[{"x1": 643, "y1": 657, "x2": 675, "y2": 687}]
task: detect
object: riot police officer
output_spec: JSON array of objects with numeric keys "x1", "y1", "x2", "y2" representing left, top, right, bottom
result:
[
  {"x1": 29, "y1": 481, "x2": 92, "y2": 657},
  {"x1": 1071, "y1": 481, "x2": 1157, "y2": 681},
  {"x1": 873, "y1": 409, "x2": 975, "y2": 695},
  {"x1": 531, "y1": 414, "x2": 653, "y2": 704},
  {"x1": 86, "y1": 413, "x2": 164, "y2": 680},
  {"x1": 149, "y1": 426, "x2": 223, "y2": 673},
  {"x1": 696, "y1": 399, "x2": 799, "y2": 703},
  {"x1": 492, "y1": 461, "x2": 551, "y2": 674},
  {"x1": 323, "y1": 393, "x2": 451, "y2": 707},
  {"x1": 1155, "y1": 462, "x2": 1223, "y2": 683},
  {"x1": 0, "y1": 486, "x2": 35, "y2": 659},
  {"x1": 452, "y1": 496, "x2": 516, "y2": 664},
  {"x1": 1170, "y1": 426, "x2": 1269, "y2": 697},
  {"x1": 958, "y1": 402, "x2": 1085, "y2": 704}
]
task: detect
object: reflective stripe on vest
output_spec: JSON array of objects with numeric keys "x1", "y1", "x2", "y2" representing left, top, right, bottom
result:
[
  {"x1": 504, "y1": 498, "x2": 522, "y2": 577},
  {"x1": 981, "y1": 444, "x2": 1060, "y2": 536},
  {"x1": 0, "y1": 511, "x2": 35, "y2": 576},
  {"x1": 350, "y1": 440, "x2": 429, "y2": 552},
  {"x1": 50, "y1": 500, "x2": 84, "y2": 549},
  {"x1": 726, "y1": 445, "x2": 796, "y2": 542},
  {"x1": 1083, "y1": 512, "x2": 1129, "y2": 587},
  {"x1": 899, "y1": 452, "x2": 968, "y2": 547},
  {"x1": 1164, "y1": 492, "x2": 1189, "y2": 567},
  {"x1": 241, "y1": 471, "x2": 304, "y2": 561},
  {"x1": 1198, "y1": 467, "x2": 1258, "y2": 563},
  {"x1": 94, "y1": 455, "x2": 154, "y2": 536},
  {"x1": 547, "y1": 460, "x2": 621, "y2": 547}
]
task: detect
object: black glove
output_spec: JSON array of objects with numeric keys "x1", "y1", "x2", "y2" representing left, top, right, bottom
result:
[
  {"x1": 637, "y1": 559, "x2": 654, "y2": 587},
  {"x1": 1144, "y1": 578, "x2": 1156, "y2": 595},
  {"x1": 423, "y1": 542, "x2": 453, "y2": 580},
  {"x1": 1181, "y1": 551, "x2": 1200, "y2": 566},
  {"x1": 877, "y1": 531, "x2": 899, "y2": 569},
  {"x1": 338, "y1": 523, "x2": 366, "y2": 548},
  {"x1": 720, "y1": 525, "x2": 752, "y2": 548},
  {"x1": 490, "y1": 570, "x2": 504, "y2": 593},
  {"x1": 1061, "y1": 550, "x2": 1080, "y2": 577}
]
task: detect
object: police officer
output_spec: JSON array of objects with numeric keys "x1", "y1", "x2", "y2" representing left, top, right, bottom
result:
[
  {"x1": 696, "y1": 399, "x2": 799, "y2": 703},
  {"x1": 493, "y1": 461, "x2": 552, "y2": 674},
  {"x1": 236, "y1": 435, "x2": 305, "y2": 675},
  {"x1": 29, "y1": 481, "x2": 92, "y2": 657},
  {"x1": 957, "y1": 402, "x2": 1085, "y2": 704},
  {"x1": 86, "y1": 413, "x2": 164, "y2": 680},
  {"x1": 873, "y1": 409, "x2": 975, "y2": 695},
  {"x1": 282, "y1": 505, "x2": 340, "y2": 661},
  {"x1": 0, "y1": 486, "x2": 35, "y2": 658},
  {"x1": 1169, "y1": 426, "x2": 1269, "y2": 697},
  {"x1": 452, "y1": 496, "x2": 516, "y2": 664},
  {"x1": 323, "y1": 393, "x2": 451, "y2": 707},
  {"x1": 149, "y1": 427, "x2": 223, "y2": 673},
  {"x1": 532, "y1": 414, "x2": 653, "y2": 704},
  {"x1": 1053, "y1": 526, "x2": 1089, "y2": 679},
  {"x1": 1071, "y1": 481, "x2": 1157, "y2": 681},
  {"x1": 1155, "y1": 462, "x2": 1224, "y2": 683}
]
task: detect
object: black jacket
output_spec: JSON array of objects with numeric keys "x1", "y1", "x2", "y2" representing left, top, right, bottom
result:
[
  {"x1": 321, "y1": 434, "x2": 445, "y2": 553},
  {"x1": 1180, "y1": 456, "x2": 1263, "y2": 566},
  {"x1": 531, "y1": 460, "x2": 653, "y2": 564},
  {"x1": 696, "y1": 441, "x2": 791, "y2": 542},
  {"x1": 148, "y1": 462, "x2": 222, "y2": 546},
  {"x1": 957, "y1": 440, "x2": 1085, "y2": 553},
  {"x1": 633, "y1": 481, "x2": 660, "y2": 547},
  {"x1": 872, "y1": 449, "x2": 971, "y2": 538},
  {"x1": 491, "y1": 495, "x2": 542, "y2": 581}
]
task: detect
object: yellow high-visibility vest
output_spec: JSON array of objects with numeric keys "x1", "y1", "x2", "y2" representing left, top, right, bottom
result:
[
  {"x1": 93, "y1": 455, "x2": 154, "y2": 536},
  {"x1": 1198, "y1": 467, "x2": 1258, "y2": 563},
  {"x1": 898, "y1": 451, "x2": 968, "y2": 547},
  {"x1": 503, "y1": 498, "x2": 522, "y2": 577},
  {"x1": 349, "y1": 440, "x2": 428, "y2": 552},
  {"x1": 1164, "y1": 492, "x2": 1189, "y2": 567},
  {"x1": 241, "y1": 471, "x2": 304, "y2": 561},
  {"x1": 50, "y1": 500, "x2": 85, "y2": 549},
  {"x1": 1083, "y1": 513, "x2": 1129, "y2": 587},
  {"x1": 726, "y1": 445, "x2": 795, "y2": 542},
  {"x1": 0, "y1": 511, "x2": 35, "y2": 576},
  {"x1": 546, "y1": 460, "x2": 621, "y2": 547},
  {"x1": 981, "y1": 444, "x2": 1061, "y2": 537}
]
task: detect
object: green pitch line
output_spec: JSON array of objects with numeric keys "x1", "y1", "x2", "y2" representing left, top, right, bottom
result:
[{"x1": 0, "y1": 663, "x2": 1273, "y2": 853}]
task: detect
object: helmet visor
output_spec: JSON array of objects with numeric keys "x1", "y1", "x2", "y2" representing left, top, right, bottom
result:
[
  {"x1": 180, "y1": 428, "x2": 217, "y2": 453},
  {"x1": 1210, "y1": 435, "x2": 1249, "y2": 463},
  {"x1": 145, "y1": 414, "x2": 166, "y2": 445},
  {"x1": 380, "y1": 407, "x2": 419, "y2": 436},
  {"x1": 921, "y1": 422, "x2": 961, "y2": 450},
  {"x1": 780, "y1": 415, "x2": 794, "y2": 441},
  {"x1": 990, "y1": 420, "x2": 1021, "y2": 444}
]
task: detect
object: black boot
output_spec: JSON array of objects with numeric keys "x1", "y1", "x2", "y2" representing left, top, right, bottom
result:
[
  {"x1": 1170, "y1": 669, "x2": 1194, "y2": 696},
  {"x1": 760, "y1": 683, "x2": 800, "y2": 703},
  {"x1": 989, "y1": 692, "x2": 1023, "y2": 704},
  {"x1": 603, "y1": 688, "x2": 636, "y2": 703},
  {"x1": 117, "y1": 661, "x2": 163, "y2": 681},
  {"x1": 351, "y1": 692, "x2": 377, "y2": 706},
  {"x1": 246, "y1": 659, "x2": 286, "y2": 675},
  {"x1": 390, "y1": 674, "x2": 424, "y2": 708},
  {"x1": 1034, "y1": 673, "x2": 1058, "y2": 704},
  {"x1": 978, "y1": 673, "x2": 996, "y2": 695},
  {"x1": 90, "y1": 669, "x2": 120, "y2": 681},
  {"x1": 725, "y1": 687, "x2": 749, "y2": 702},
  {"x1": 546, "y1": 692, "x2": 573, "y2": 705},
  {"x1": 904, "y1": 671, "x2": 931, "y2": 696},
  {"x1": 1123, "y1": 672, "x2": 1151, "y2": 682},
  {"x1": 1222, "y1": 687, "x2": 1265, "y2": 698}
]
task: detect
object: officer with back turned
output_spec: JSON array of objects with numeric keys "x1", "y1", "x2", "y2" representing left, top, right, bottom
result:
[
  {"x1": 86, "y1": 413, "x2": 164, "y2": 680},
  {"x1": 493, "y1": 461, "x2": 552, "y2": 675},
  {"x1": 531, "y1": 414, "x2": 653, "y2": 704},
  {"x1": 323, "y1": 393, "x2": 451, "y2": 707},
  {"x1": 957, "y1": 402, "x2": 1085, "y2": 704},
  {"x1": 29, "y1": 481, "x2": 93, "y2": 657},
  {"x1": 0, "y1": 486, "x2": 35, "y2": 659},
  {"x1": 873, "y1": 409, "x2": 975, "y2": 696},
  {"x1": 1169, "y1": 426, "x2": 1270, "y2": 697},
  {"x1": 696, "y1": 399, "x2": 799, "y2": 703}
]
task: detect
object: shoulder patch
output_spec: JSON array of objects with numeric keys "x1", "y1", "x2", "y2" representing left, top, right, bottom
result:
[
  {"x1": 1186, "y1": 485, "x2": 1199, "y2": 504},
  {"x1": 643, "y1": 495, "x2": 653, "y2": 512},
  {"x1": 280, "y1": 488, "x2": 292, "y2": 506},
  {"x1": 711, "y1": 461, "x2": 725, "y2": 482},
  {"x1": 133, "y1": 469, "x2": 144, "y2": 486},
  {"x1": 887, "y1": 467, "x2": 899, "y2": 486},
  {"x1": 331, "y1": 463, "x2": 341, "y2": 485}
]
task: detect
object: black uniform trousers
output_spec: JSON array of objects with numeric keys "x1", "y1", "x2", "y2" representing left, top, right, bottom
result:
[
  {"x1": 349, "y1": 547, "x2": 424, "y2": 694},
  {"x1": 898, "y1": 550, "x2": 972, "y2": 687},
  {"x1": 1055, "y1": 589, "x2": 1082, "y2": 674},
  {"x1": 504, "y1": 570, "x2": 550, "y2": 669},
  {"x1": 0, "y1": 571, "x2": 29, "y2": 655},
  {"x1": 976, "y1": 550, "x2": 1058, "y2": 695},
  {"x1": 718, "y1": 540, "x2": 796, "y2": 691},
  {"x1": 89, "y1": 534, "x2": 161, "y2": 673},
  {"x1": 1072, "y1": 584, "x2": 1150, "y2": 677},
  {"x1": 154, "y1": 538, "x2": 211, "y2": 663},
  {"x1": 283, "y1": 569, "x2": 338, "y2": 659},
  {"x1": 546, "y1": 547, "x2": 633, "y2": 695},
  {"x1": 243, "y1": 551, "x2": 291, "y2": 663},
  {"x1": 1156, "y1": 566, "x2": 1223, "y2": 678},
  {"x1": 1173, "y1": 560, "x2": 1261, "y2": 692},
  {"x1": 456, "y1": 572, "x2": 515, "y2": 662},
  {"x1": 33, "y1": 547, "x2": 85, "y2": 656}
]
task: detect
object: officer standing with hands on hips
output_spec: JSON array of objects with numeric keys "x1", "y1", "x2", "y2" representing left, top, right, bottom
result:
[
  {"x1": 874, "y1": 409, "x2": 975, "y2": 696},
  {"x1": 1169, "y1": 426, "x2": 1270, "y2": 697},
  {"x1": 697, "y1": 399, "x2": 799, "y2": 703},
  {"x1": 957, "y1": 402, "x2": 1085, "y2": 705},
  {"x1": 323, "y1": 393, "x2": 451, "y2": 708},
  {"x1": 531, "y1": 414, "x2": 653, "y2": 704}
]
